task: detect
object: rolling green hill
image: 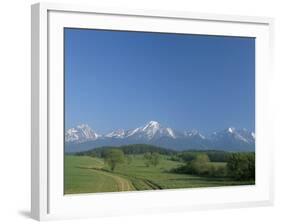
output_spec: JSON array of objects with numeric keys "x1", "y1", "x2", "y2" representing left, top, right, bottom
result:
[{"x1": 65, "y1": 153, "x2": 254, "y2": 194}]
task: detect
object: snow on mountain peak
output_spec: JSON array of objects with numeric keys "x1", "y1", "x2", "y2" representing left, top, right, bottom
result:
[
  {"x1": 77, "y1": 124, "x2": 90, "y2": 129},
  {"x1": 125, "y1": 121, "x2": 177, "y2": 140},
  {"x1": 227, "y1": 127, "x2": 235, "y2": 133},
  {"x1": 126, "y1": 127, "x2": 141, "y2": 137},
  {"x1": 184, "y1": 130, "x2": 205, "y2": 139},
  {"x1": 106, "y1": 129, "x2": 125, "y2": 138},
  {"x1": 148, "y1": 120, "x2": 159, "y2": 125},
  {"x1": 142, "y1": 121, "x2": 160, "y2": 130},
  {"x1": 166, "y1": 128, "x2": 176, "y2": 139},
  {"x1": 65, "y1": 124, "x2": 100, "y2": 143},
  {"x1": 251, "y1": 132, "x2": 255, "y2": 139},
  {"x1": 211, "y1": 127, "x2": 255, "y2": 144},
  {"x1": 141, "y1": 121, "x2": 162, "y2": 139}
]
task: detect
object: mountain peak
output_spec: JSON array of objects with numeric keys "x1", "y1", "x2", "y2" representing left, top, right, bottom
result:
[
  {"x1": 65, "y1": 124, "x2": 99, "y2": 143},
  {"x1": 106, "y1": 129, "x2": 125, "y2": 138},
  {"x1": 142, "y1": 121, "x2": 161, "y2": 131},
  {"x1": 141, "y1": 121, "x2": 162, "y2": 139},
  {"x1": 211, "y1": 127, "x2": 255, "y2": 145},
  {"x1": 149, "y1": 120, "x2": 159, "y2": 124},
  {"x1": 145, "y1": 120, "x2": 160, "y2": 127},
  {"x1": 227, "y1": 127, "x2": 235, "y2": 133}
]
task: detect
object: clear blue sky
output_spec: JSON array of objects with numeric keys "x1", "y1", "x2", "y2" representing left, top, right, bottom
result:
[{"x1": 65, "y1": 28, "x2": 255, "y2": 134}]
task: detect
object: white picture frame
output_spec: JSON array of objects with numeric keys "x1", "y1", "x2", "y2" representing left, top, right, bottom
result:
[{"x1": 31, "y1": 2, "x2": 274, "y2": 221}]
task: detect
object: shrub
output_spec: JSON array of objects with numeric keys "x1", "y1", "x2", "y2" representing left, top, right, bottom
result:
[
  {"x1": 172, "y1": 153, "x2": 227, "y2": 177},
  {"x1": 227, "y1": 153, "x2": 255, "y2": 181}
]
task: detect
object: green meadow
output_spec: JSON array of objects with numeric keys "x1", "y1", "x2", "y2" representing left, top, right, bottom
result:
[{"x1": 65, "y1": 146, "x2": 255, "y2": 194}]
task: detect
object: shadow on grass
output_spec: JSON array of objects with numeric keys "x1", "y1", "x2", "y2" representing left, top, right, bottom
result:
[
  {"x1": 166, "y1": 176, "x2": 233, "y2": 182},
  {"x1": 76, "y1": 166, "x2": 110, "y2": 172}
]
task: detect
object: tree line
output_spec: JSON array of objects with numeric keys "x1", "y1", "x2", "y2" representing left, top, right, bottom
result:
[
  {"x1": 172, "y1": 152, "x2": 255, "y2": 181},
  {"x1": 77, "y1": 144, "x2": 174, "y2": 157}
]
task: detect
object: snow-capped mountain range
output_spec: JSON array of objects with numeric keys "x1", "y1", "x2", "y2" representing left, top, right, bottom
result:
[{"x1": 65, "y1": 121, "x2": 255, "y2": 152}]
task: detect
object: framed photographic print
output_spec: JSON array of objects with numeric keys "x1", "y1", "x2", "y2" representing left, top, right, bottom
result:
[{"x1": 31, "y1": 2, "x2": 274, "y2": 221}]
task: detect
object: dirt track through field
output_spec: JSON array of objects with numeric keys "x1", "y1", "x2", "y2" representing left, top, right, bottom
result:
[{"x1": 90, "y1": 169, "x2": 135, "y2": 191}]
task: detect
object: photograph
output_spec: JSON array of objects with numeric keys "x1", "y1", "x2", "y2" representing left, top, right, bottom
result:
[{"x1": 64, "y1": 28, "x2": 255, "y2": 194}]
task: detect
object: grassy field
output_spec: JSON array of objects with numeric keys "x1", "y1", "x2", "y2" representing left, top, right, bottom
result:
[{"x1": 64, "y1": 155, "x2": 254, "y2": 194}]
